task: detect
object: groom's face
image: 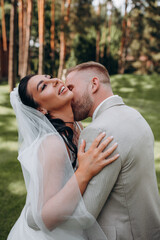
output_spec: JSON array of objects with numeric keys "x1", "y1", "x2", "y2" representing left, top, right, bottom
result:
[{"x1": 66, "y1": 70, "x2": 93, "y2": 121}]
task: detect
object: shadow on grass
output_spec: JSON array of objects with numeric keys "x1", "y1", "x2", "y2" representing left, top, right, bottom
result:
[
  {"x1": 0, "y1": 89, "x2": 12, "y2": 109},
  {"x1": 0, "y1": 149, "x2": 26, "y2": 240},
  {"x1": 0, "y1": 114, "x2": 17, "y2": 142},
  {"x1": 111, "y1": 75, "x2": 160, "y2": 104}
]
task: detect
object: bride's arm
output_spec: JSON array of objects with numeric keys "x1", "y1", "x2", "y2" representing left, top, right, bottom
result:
[{"x1": 41, "y1": 133, "x2": 119, "y2": 230}]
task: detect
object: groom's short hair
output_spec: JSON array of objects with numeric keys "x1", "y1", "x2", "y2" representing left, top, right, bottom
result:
[{"x1": 66, "y1": 61, "x2": 111, "y2": 84}]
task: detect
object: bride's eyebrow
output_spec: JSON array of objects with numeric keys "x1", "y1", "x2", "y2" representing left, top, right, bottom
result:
[{"x1": 37, "y1": 80, "x2": 44, "y2": 91}]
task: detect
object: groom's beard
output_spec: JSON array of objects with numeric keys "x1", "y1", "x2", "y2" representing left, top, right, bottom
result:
[{"x1": 71, "y1": 91, "x2": 93, "y2": 121}]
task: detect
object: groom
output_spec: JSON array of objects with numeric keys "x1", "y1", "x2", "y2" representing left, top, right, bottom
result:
[{"x1": 65, "y1": 61, "x2": 160, "y2": 240}]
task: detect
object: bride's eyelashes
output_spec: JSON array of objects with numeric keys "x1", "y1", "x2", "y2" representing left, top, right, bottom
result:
[{"x1": 41, "y1": 84, "x2": 47, "y2": 91}]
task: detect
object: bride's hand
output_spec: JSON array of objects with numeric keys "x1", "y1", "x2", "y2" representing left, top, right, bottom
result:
[{"x1": 77, "y1": 132, "x2": 119, "y2": 182}]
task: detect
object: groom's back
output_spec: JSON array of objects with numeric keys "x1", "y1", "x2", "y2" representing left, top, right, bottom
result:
[
  {"x1": 81, "y1": 99, "x2": 160, "y2": 240},
  {"x1": 98, "y1": 105, "x2": 160, "y2": 239}
]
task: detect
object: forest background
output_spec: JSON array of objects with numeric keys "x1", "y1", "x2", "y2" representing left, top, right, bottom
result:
[
  {"x1": 0, "y1": 0, "x2": 160, "y2": 239},
  {"x1": 0, "y1": 0, "x2": 160, "y2": 87}
]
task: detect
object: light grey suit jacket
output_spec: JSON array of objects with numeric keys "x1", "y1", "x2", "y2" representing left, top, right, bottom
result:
[{"x1": 79, "y1": 96, "x2": 160, "y2": 240}]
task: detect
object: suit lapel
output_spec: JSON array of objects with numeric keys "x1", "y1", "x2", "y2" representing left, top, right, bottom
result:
[{"x1": 94, "y1": 96, "x2": 125, "y2": 119}]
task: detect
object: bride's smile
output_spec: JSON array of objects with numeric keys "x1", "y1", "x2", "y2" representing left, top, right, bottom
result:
[{"x1": 27, "y1": 74, "x2": 74, "y2": 121}]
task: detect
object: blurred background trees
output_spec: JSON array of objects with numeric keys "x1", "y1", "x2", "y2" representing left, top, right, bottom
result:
[
  {"x1": 0, "y1": 0, "x2": 160, "y2": 90},
  {"x1": 0, "y1": 3, "x2": 160, "y2": 238}
]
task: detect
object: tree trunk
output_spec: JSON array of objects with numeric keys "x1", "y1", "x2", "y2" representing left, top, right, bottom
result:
[
  {"x1": 38, "y1": 0, "x2": 45, "y2": 75},
  {"x1": 64, "y1": 0, "x2": 71, "y2": 65},
  {"x1": 107, "y1": 0, "x2": 113, "y2": 57},
  {"x1": 50, "y1": 0, "x2": 55, "y2": 75},
  {"x1": 65, "y1": 0, "x2": 71, "y2": 22},
  {"x1": 0, "y1": 0, "x2": 8, "y2": 79},
  {"x1": 1, "y1": 0, "x2": 7, "y2": 52},
  {"x1": 96, "y1": 0, "x2": 101, "y2": 62},
  {"x1": 125, "y1": 17, "x2": 131, "y2": 59},
  {"x1": 58, "y1": 0, "x2": 71, "y2": 79},
  {"x1": 58, "y1": 0, "x2": 65, "y2": 79},
  {"x1": 8, "y1": 0, "x2": 17, "y2": 92},
  {"x1": 21, "y1": 0, "x2": 32, "y2": 77},
  {"x1": 18, "y1": 0, "x2": 23, "y2": 77},
  {"x1": 0, "y1": 43, "x2": 1, "y2": 78},
  {"x1": 100, "y1": 0, "x2": 107, "y2": 59},
  {"x1": 118, "y1": 0, "x2": 128, "y2": 74},
  {"x1": 21, "y1": 0, "x2": 27, "y2": 75}
]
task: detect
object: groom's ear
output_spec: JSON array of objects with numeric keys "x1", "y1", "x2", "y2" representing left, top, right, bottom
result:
[
  {"x1": 91, "y1": 77, "x2": 100, "y2": 94},
  {"x1": 37, "y1": 107, "x2": 48, "y2": 115}
]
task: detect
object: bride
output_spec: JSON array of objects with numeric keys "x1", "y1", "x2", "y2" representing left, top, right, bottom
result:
[{"x1": 7, "y1": 74, "x2": 119, "y2": 240}]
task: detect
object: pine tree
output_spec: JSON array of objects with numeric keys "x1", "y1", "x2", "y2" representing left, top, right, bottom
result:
[
  {"x1": 50, "y1": 0, "x2": 55, "y2": 75},
  {"x1": 96, "y1": 0, "x2": 101, "y2": 62},
  {"x1": 118, "y1": 0, "x2": 128, "y2": 74},
  {"x1": 8, "y1": 0, "x2": 17, "y2": 91},
  {"x1": 21, "y1": 0, "x2": 33, "y2": 77},
  {"x1": 58, "y1": 0, "x2": 71, "y2": 79},
  {"x1": 1, "y1": 0, "x2": 7, "y2": 52},
  {"x1": 18, "y1": 0, "x2": 23, "y2": 77},
  {"x1": 38, "y1": 0, "x2": 45, "y2": 74}
]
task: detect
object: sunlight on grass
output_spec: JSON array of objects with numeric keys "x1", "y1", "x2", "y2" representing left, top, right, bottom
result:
[
  {"x1": 82, "y1": 117, "x2": 92, "y2": 127},
  {"x1": 8, "y1": 181, "x2": 26, "y2": 196},
  {"x1": 119, "y1": 87, "x2": 134, "y2": 93},
  {"x1": 155, "y1": 141, "x2": 160, "y2": 161},
  {"x1": 82, "y1": 121, "x2": 90, "y2": 127},
  {"x1": 0, "y1": 141, "x2": 18, "y2": 151},
  {"x1": 0, "y1": 106, "x2": 13, "y2": 114}
]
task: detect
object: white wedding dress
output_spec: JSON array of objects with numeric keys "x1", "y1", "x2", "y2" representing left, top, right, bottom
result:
[{"x1": 7, "y1": 88, "x2": 108, "y2": 240}]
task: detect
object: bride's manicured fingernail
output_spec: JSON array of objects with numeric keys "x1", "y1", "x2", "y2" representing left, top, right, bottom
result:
[
  {"x1": 102, "y1": 132, "x2": 106, "y2": 135},
  {"x1": 110, "y1": 136, "x2": 114, "y2": 139},
  {"x1": 81, "y1": 139, "x2": 84, "y2": 144},
  {"x1": 114, "y1": 142, "x2": 118, "y2": 146}
]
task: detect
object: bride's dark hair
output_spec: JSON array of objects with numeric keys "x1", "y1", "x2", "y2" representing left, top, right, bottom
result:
[{"x1": 18, "y1": 74, "x2": 77, "y2": 168}]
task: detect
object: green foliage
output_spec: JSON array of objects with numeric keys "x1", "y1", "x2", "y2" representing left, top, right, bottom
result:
[
  {"x1": 70, "y1": 0, "x2": 93, "y2": 34},
  {"x1": 128, "y1": 0, "x2": 160, "y2": 73},
  {"x1": 0, "y1": 0, "x2": 160, "y2": 78},
  {"x1": 70, "y1": 33, "x2": 96, "y2": 64}
]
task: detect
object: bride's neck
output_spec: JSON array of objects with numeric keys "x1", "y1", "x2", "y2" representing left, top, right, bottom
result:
[{"x1": 49, "y1": 105, "x2": 74, "y2": 130}]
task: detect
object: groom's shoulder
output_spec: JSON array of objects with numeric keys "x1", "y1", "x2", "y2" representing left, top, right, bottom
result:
[{"x1": 80, "y1": 121, "x2": 104, "y2": 141}]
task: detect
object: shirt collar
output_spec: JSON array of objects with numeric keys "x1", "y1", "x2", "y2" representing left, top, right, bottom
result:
[{"x1": 92, "y1": 95, "x2": 118, "y2": 121}]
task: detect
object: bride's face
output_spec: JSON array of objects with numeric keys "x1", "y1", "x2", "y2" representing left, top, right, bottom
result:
[{"x1": 27, "y1": 75, "x2": 73, "y2": 113}]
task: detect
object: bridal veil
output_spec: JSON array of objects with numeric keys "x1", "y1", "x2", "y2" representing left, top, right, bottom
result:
[{"x1": 7, "y1": 87, "x2": 108, "y2": 240}]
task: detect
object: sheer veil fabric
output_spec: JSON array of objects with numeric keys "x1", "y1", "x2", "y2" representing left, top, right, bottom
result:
[{"x1": 7, "y1": 87, "x2": 108, "y2": 240}]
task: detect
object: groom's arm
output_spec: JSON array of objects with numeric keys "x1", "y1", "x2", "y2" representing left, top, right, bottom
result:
[{"x1": 79, "y1": 127, "x2": 122, "y2": 219}]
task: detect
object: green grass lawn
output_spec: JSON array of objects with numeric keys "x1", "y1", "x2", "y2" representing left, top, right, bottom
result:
[{"x1": 0, "y1": 74, "x2": 160, "y2": 239}]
